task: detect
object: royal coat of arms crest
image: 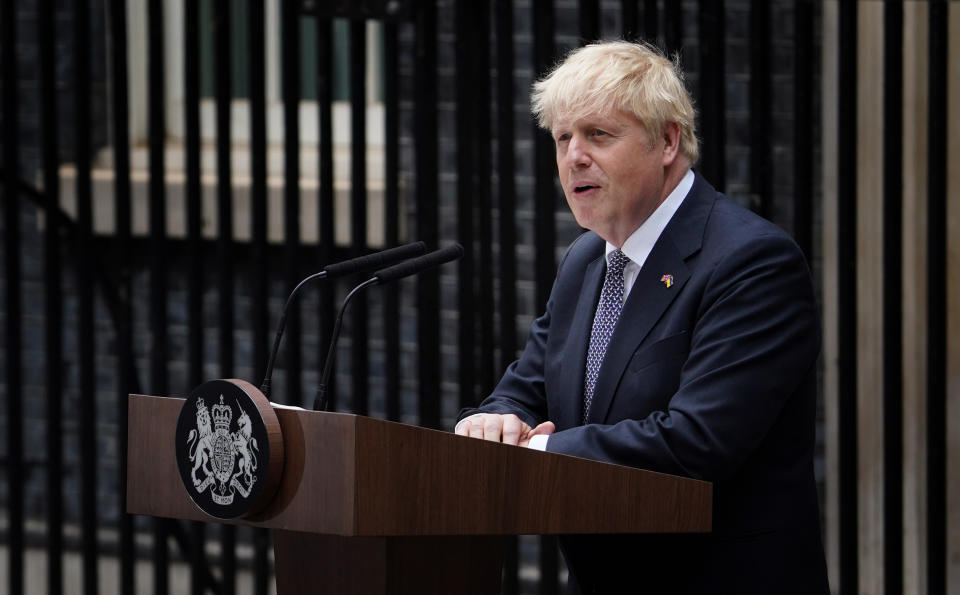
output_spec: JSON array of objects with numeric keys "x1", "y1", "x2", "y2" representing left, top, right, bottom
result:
[
  {"x1": 175, "y1": 378, "x2": 283, "y2": 520},
  {"x1": 186, "y1": 394, "x2": 259, "y2": 506}
]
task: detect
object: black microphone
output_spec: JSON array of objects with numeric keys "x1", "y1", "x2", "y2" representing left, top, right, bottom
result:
[
  {"x1": 313, "y1": 243, "x2": 464, "y2": 411},
  {"x1": 322, "y1": 241, "x2": 427, "y2": 279},
  {"x1": 259, "y1": 241, "x2": 426, "y2": 398},
  {"x1": 371, "y1": 243, "x2": 465, "y2": 284}
]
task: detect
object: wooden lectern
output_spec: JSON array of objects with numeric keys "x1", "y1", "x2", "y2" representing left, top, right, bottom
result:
[{"x1": 127, "y1": 394, "x2": 711, "y2": 593}]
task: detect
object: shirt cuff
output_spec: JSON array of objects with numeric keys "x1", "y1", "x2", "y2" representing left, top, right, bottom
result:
[{"x1": 527, "y1": 434, "x2": 549, "y2": 451}]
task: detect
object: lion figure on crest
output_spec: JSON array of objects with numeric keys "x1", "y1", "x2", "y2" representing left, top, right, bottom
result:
[{"x1": 187, "y1": 399, "x2": 215, "y2": 487}]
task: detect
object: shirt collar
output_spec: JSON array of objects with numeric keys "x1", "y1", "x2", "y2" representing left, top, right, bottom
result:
[{"x1": 605, "y1": 168, "x2": 695, "y2": 268}]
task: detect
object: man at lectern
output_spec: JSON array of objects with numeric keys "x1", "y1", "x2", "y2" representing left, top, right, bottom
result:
[{"x1": 456, "y1": 40, "x2": 828, "y2": 594}]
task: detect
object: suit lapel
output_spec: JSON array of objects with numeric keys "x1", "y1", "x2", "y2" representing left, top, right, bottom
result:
[
  {"x1": 554, "y1": 254, "x2": 605, "y2": 430},
  {"x1": 584, "y1": 173, "x2": 716, "y2": 424},
  {"x1": 585, "y1": 239, "x2": 690, "y2": 424}
]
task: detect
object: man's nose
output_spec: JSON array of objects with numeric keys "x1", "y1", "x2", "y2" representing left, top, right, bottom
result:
[{"x1": 565, "y1": 135, "x2": 592, "y2": 168}]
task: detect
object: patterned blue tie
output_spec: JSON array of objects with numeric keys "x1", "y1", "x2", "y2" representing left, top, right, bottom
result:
[{"x1": 583, "y1": 249, "x2": 630, "y2": 423}]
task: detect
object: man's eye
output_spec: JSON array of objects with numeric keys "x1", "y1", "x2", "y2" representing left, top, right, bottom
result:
[
  {"x1": 556, "y1": 133, "x2": 570, "y2": 142},
  {"x1": 592, "y1": 129, "x2": 607, "y2": 137}
]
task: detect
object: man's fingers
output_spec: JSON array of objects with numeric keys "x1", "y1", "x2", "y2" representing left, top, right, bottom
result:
[
  {"x1": 500, "y1": 415, "x2": 529, "y2": 446},
  {"x1": 518, "y1": 421, "x2": 556, "y2": 447},
  {"x1": 468, "y1": 419, "x2": 484, "y2": 440},
  {"x1": 530, "y1": 421, "x2": 556, "y2": 437},
  {"x1": 482, "y1": 416, "x2": 504, "y2": 442},
  {"x1": 455, "y1": 415, "x2": 488, "y2": 440},
  {"x1": 458, "y1": 414, "x2": 535, "y2": 444}
]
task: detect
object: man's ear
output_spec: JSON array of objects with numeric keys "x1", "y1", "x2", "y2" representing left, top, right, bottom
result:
[{"x1": 661, "y1": 121, "x2": 681, "y2": 166}]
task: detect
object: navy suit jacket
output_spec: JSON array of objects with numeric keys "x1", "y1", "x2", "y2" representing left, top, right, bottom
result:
[{"x1": 461, "y1": 174, "x2": 829, "y2": 594}]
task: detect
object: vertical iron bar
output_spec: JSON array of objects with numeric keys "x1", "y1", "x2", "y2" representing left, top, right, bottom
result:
[
  {"x1": 579, "y1": 0, "x2": 600, "y2": 43},
  {"x1": 214, "y1": 0, "x2": 234, "y2": 376},
  {"x1": 147, "y1": 0, "x2": 170, "y2": 591},
  {"x1": 383, "y1": 19, "x2": 402, "y2": 421},
  {"x1": 316, "y1": 17, "x2": 336, "y2": 411},
  {"x1": 502, "y1": 537, "x2": 519, "y2": 595},
  {"x1": 642, "y1": 0, "x2": 658, "y2": 43},
  {"x1": 532, "y1": 0, "x2": 555, "y2": 312},
  {"x1": 698, "y1": 0, "x2": 725, "y2": 191},
  {"x1": 184, "y1": 1, "x2": 207, "y2": 592},
  {"x1": 213, "y1": 0, "x2": 237, "y2": 589},
  {"x1": 540, "y1": 537, "x2": 559, "y2": 594},
  {"x1": 926, "y1": 1, "x2": 947, "y2": 593},
  {"x1": 496, "y1": 1, "x2": 519, "y2": 589},
  {"x1": 1, "y1": 1, "x2": 24, "y2": 592},
  {"x1": 184, "y1": 0, "x2": 203, "y2": 427},
  {"x1": 664, "y1": 0, "x2": 683, "y2": 56},
  {"x1": 622, "y1": 0, "x2": 639, "y2": 41},
  {"x1": 248, "y1": 0, "x2": 272, "y2": 590},
  {"x1": 792, "y1": 0, "x2": 814, "y2": 262},
  {"x1": 414, "y1": 1, "x2": 441, "y2": 429},
  {"x1": 533, "y1": 2, "x2": 560, "y2": 588},
  {"x1": 282, "y1": 0, "x2": 302, "y2": 406},
  {"x1": 248, "y1": 0, "x2": 268, "y2": 398},
  {"x1": 474, "y1": 1, "x2": 495, "y2": 393},
  {"x1": 495, "y1": 0, "x2": 517, "y2": 418},
  {"x1": 749, "y1": 0, "x2": 771, "y2": 217},
  {"x1": 38, "y1": 0, "x2": 64, "y2": 591},
  {"x1": 109, "y1": 0, "x2": 136, "y2": 589},
  {"x1": 837, "y1": 2, "x2": 859, "y2": 593},
  {"x1": 882, "y1": 2, "x2": 904, "y2": 594},
  {"x1": 456, "y1": 0, "x2": 477, "y2": 411},
  {"x1": 75, "y1": 0, "x2": 100, "y2": 591},
  {"x1": 349, "y1": 18, "x2": 369, "y2": 416}
]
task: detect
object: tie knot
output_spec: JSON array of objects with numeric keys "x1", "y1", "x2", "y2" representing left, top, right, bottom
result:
[{"x1": 607, "y1": 250, "x2": 629, "y2": 276}]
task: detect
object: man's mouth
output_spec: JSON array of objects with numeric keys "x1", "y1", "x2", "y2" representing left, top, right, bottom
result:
[{"x1": 574, "y1": 184, "x2": 599, "y2": 194}]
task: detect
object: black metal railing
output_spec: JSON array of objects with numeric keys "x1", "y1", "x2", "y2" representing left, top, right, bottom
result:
[
  {"x1": 836, "y1": 3, "x2": 859, "y2": 594},
  {"x1": 2, "y1": 1, "x2": 954, "y2": 594},
  {"x1": 925, "y1": 2, "x2": 948, "y2": 593}
]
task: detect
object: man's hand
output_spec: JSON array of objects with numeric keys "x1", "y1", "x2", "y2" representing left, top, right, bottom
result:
[{"x1": 456, "y1": 413, "x2": 556, "y2": 447}]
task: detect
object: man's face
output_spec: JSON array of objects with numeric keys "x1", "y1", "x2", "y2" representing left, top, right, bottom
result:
[{"x1": 553, "y1": 110, "x2": 676, "y2": 247}]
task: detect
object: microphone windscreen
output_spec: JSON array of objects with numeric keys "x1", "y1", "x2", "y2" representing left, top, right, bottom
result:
[
  {"x1": 323, "y1": 241, "x2": 427, "y2": 278},
  {"x1": 373, "y1": 244, "x2": 464, "y2": 284}
]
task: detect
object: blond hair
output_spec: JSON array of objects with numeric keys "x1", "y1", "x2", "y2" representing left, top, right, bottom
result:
[{"x1": 531, "y1": 40, "x2": 699, "y2": 164}]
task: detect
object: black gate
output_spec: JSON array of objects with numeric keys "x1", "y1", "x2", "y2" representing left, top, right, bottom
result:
[{"x1": 1, "y1": 1, "x2": 953, "y2": 594}]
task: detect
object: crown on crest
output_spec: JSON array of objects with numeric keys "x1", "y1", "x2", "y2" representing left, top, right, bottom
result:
[{"x1": 211, "y1": 395, "x2": 233, "y2": 431}]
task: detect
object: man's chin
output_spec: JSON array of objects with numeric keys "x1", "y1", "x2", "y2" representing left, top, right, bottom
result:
[{"x1": 565, "y1": 203, "x2": 598, "y2": 230}]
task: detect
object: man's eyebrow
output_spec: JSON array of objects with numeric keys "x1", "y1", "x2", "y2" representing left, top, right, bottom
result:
[
  {"x1": 553, "y1": 117, "x2": 625, "y2": 134},
  {"x1": 579, "y1": 116, "x2": 620, "y2": 128}
]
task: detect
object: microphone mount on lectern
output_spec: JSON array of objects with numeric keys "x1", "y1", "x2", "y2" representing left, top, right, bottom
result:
[
  {"x1": 313, "y1": 243, "x2": 464, "y2": 412},
  {"x1": 259, "y1": 241, "x2": 427, "y2": 398}
]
